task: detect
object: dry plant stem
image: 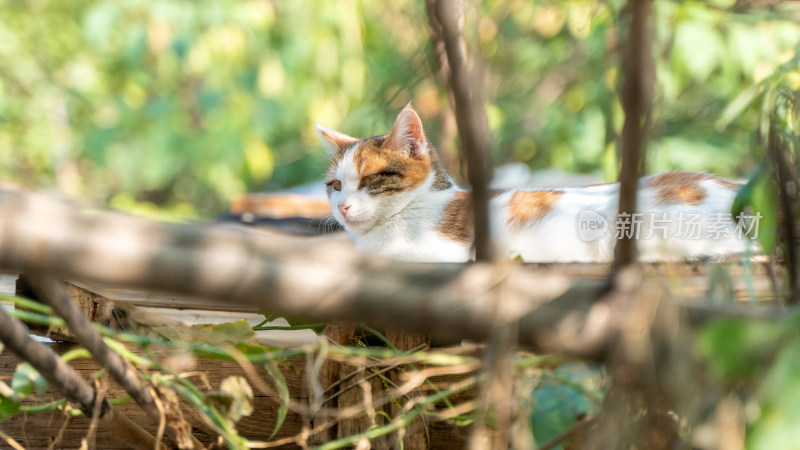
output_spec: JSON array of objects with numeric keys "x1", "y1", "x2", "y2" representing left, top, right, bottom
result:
[
  {"x1": 28, "y1": 275, "x2": 203, "y2": 449},
  {"x1": 0, "y1": 430, "x2": 24, "y2": 450},
  {"x1": 614, "y1": 0, "x2": 653, "y2": 268},
  {"x1": 0, "y1": 307, "x2": 166, "y2": 450},
  {"x1": 434, "y1": 0, "x2": 493, "y2": 261}
]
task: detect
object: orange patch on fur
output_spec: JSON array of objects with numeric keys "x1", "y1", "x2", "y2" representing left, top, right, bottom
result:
[
  {"x1": 436, "y1": 191, "x2": 473, "y2": 243},
  {"x1": 353, "y1": 137, "x2": 431, "y2": 190},
  {"x1": 506, "y1": 190, "x2": 563, "y2": 230},
  {"x1": 648, "y1": 171, "x2": 738, "y2": 205},
  {"x1": 711, "y1": 176, "x2": 741, "y2": 191}
]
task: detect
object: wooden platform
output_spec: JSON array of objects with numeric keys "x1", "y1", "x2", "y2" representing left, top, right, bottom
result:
[
  {"x1": 0, "y1": 272, "x2": 476, "y2": 448},
  {"x1": 0, "y1": 258, "x2": 782, "y2": 448}
]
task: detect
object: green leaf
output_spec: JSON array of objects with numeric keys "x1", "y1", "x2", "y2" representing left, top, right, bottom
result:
[
  {"x1": 672, "y1": 19, "x2": 725, "y2": 82},
  {"x1": 697, "y1": 319, "x2": 787, "y2": 380},
  {"x1": 530, "y1": 363, "x2": 603, "y2": 447},
  {"x1": 747, "y1": 337, "x2": 800, "y2": 450},
  {"x1": 280, "y1": 315, "x2": 329, "y2": 334},
  {"x1": 263, "y1": 359, "x2": 290, "y2": 438},
  {"x1": 11, "y1": 363, "x2": 48, "y2": 397},
  {"x1": 731, "y1": 163, "x2": 778, "y2": 254},
  {"x1": 152, "y1": 319, "x2": 256, "y2": 343},
  {"x1": 716, "y1": 81, "x2": 767, "y2": 131},
  {"x1": 0, "y1": 395, "x2": 21, "y2": 419},
  {"x1": 210, "y1": 320, "x2": 256, "y2": 341}
]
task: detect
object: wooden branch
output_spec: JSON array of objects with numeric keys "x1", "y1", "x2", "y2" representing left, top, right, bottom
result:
[
  {"x1": 0, "y1": 307, "x2": 166, "y2": 450},
  {"x1": 614, "y1": 0, "x2": 653, "y2": 268},
  {"x1": 434, "y1": 0, "x2": 493, "y2": 261},
  {"x1": 769, "y1": 124, "x2": 799, "y2": 303},
  {"x1": 28, "y1": 275, "x2": 203, "y2": 449},
  {"x1": 0, "y1": 188, "x2": 618, "y2": 358}
]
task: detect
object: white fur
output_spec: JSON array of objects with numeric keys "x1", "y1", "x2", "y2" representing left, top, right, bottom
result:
[
  {"x1": 329, "y1": 143, "x2": 468, "y2": 262},
  {"x1": 493, "y1": 175, "x2": 751, "y2": 263},
  {"x1": 331, "y1": 163, "x2": 754, "y2": 262}
]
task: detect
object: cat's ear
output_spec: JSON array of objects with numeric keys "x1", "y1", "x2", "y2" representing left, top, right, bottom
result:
[
  {"x1": 316, "y1": 123, "x2": 358, "y2": 156},
  {"x1": 386, "y1": 104, "x2": 428, "y2": 159}
]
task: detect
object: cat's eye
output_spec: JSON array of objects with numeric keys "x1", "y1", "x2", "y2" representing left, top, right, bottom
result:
[{"x1": 327, "y1": 180, "x2": 342, "y2": 191}]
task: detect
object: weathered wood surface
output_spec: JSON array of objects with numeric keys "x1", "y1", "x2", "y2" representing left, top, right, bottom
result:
[
  {"x1": 14, "y1": 275, "x2": 319, "y2": 346},
  {"x1": 1, "y1": 272, "x2": 15, "y2": 296},
  {"x1": 311, "y1": 324, "x2": 437, "y2": 448},
  {"x1": 16, "y1": 275, "x2": 118, "y2": 342},
  {"x1": 230, "y1": 193, "x2": 332, "y2": 219}
]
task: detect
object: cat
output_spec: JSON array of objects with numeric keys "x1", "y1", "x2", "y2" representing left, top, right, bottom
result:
[{"x1": 317, "y1": 104, "x2": 755, "y2": 263}]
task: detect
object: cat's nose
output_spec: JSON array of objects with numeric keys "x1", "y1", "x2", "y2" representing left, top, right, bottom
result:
[{"x1": 338, "y1": 204, "x2": 350, "y2": 217}]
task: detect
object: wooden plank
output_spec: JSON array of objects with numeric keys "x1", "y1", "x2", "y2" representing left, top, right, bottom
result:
[
  {"x1": 230, "y1": 193, "x2": 331, "y2": 219},
  {"x1": 15, "y1": 275, "x2": 117, "y2": 342},
  {"x1": 15, "y1": 275, "x2": 318, "y2": 345},
  {"x1": 0, "y1": 272, "x2": 16, "y2": 296},
  {"x1": 128, "y1": 307, "x2": 319, "y2": 346},
  {"x1": 70, "y1": 280, "x2": 261, "y2": 313}
]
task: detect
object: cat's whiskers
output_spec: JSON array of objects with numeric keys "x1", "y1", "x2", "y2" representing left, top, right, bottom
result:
[{"x1": 318, "y1": 215, "x2": 341, "y2": 234}]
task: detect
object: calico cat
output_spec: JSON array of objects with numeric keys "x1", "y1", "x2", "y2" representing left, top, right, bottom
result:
[{"x1": 317, "y1": 105, "x2": 754, "y2": 262}]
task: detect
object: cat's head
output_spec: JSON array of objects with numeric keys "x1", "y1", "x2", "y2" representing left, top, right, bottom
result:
[{"x1": 317, "y1": 105, "x2": 452, "y2": 234}]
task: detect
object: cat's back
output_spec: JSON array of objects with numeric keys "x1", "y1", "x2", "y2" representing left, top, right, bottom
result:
[{"x1": 491, "y1": 183, "x2": 619, "y2": 262}]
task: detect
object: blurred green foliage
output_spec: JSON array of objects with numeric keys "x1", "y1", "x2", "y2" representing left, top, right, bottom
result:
[
  {"x1": 698, "y1": 314, "x2": 800, "y2": 450},
  {"x1": 0, "y1": 0, "x2": 798, "y2": 220}
]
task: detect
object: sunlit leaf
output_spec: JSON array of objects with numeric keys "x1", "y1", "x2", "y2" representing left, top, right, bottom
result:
[
  {"x1": 220, "y1": 376, "x2": 254, "y2": 423},
  {"x1": 211, "y1": 320, "x2": 257, "y2": 341},
  {"x1": 11, "y1": 363, "x2": 48, "y2": 397},
  {"x1": 672, "y1": 19, "x2": 725, "y2": 82}
]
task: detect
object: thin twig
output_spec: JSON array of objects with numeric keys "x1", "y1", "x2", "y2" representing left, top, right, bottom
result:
[{"x1": 0, "y1": 429, "x2": 25, "y2": 450}]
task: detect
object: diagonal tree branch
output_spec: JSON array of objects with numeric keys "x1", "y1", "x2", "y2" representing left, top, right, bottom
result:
[
  {"x1": 28, "y1": 275, "x2": 203, "y2": 449},
  {"x1": 0, "y1": 307, "x2": 166, "y2": 450}
]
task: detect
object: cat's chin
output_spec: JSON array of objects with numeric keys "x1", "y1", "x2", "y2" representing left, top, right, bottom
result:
[{"x1": 339, "y1": 216, "x2": 374, "y2": 234}]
